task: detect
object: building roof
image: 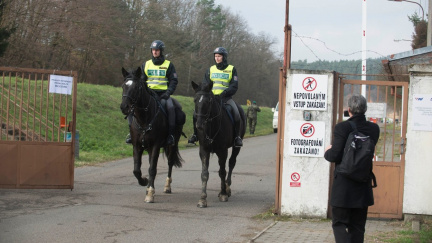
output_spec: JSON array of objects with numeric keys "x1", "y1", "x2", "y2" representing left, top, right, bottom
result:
[{"x1": 382, "y1": 45, "x2": 432, "y2": 81}]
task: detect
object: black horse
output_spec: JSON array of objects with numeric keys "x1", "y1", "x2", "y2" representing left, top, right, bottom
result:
[
  {"x1": 191, "y1": 81, "x2": 246, "y2": 208},
  {"x1": 120, "y1": 67, "x2": 185, "y2": 203}
]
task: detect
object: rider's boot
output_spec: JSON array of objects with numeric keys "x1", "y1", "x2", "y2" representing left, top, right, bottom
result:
[
  {"x1": 167, "y1": 126, "x2": 175, "y2": 146},
  {"x1": 234, "y1": 120, "x2": 243, "y2": 147},
  {"x1": 126, "y1": 133, "x2": 132, "y2": 144},
  {"x1": 188, "y1": 116, "x2": 198, "y2": 145},
  {"x1": 188, "y1": 134, "x2": 197, "y2": 144},
  {"x1": 126, "y1": 117, "x2": 132, "y2": 144},
  {"x1": 234, "y1": 136, "x2": 243, "y2": 147}
]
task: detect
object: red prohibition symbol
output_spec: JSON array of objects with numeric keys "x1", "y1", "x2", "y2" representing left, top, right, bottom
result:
[
  {"x1": 300, "y1": 123, "x2": 315, "y2": 137},
  {"x1": 291, "y1": 172, "x2": 300, "y2": 182},
  {"x1": 302, "y1": 77, "x2": 317, "y2": 91}
]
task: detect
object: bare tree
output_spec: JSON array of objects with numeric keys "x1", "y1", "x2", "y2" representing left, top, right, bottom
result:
[{"x1": 0, "y1": 0, "x2": 282, "y2": 106}]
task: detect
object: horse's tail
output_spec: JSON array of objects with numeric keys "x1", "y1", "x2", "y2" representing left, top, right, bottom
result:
[{"x1": 165, "y1": 145, "x2": 183, "y2": 168}]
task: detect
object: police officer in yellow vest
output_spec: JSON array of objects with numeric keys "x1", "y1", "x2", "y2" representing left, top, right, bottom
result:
[
  {"x1": 188, "y1": 47, "x2": 243, "y2": 147},
  {"x1": 126, "y1": 40, "x2": 178, "y2": 146}
]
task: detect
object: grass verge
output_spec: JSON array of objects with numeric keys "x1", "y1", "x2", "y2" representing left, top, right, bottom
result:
[{"x1": 74, "y1": 83, "x2": 275, "y2": 166}]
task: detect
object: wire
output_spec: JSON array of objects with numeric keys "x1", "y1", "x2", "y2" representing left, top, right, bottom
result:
[{"x1": 292, "y1": 30, "x2": 388, "y2": 60}]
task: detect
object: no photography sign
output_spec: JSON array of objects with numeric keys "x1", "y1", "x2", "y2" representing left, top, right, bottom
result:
[{"x1": 288, "y1": 120, "x2": 325, "y2": 157}]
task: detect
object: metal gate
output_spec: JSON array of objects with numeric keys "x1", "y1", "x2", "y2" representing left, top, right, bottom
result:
[
  {"x1": 334, "y1": 75, "x2": 409, "y2": 219},
  {"x1": 0, "y1": 67, "x2": 77, "y2": 189}
]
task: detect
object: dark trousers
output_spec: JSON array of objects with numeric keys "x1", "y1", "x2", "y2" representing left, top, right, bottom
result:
[{"x1": 332, "y1": 206, "x2": 368, "y2": 243}]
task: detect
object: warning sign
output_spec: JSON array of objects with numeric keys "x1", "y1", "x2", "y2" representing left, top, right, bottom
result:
[
  {"x1": 289, "y1": 120, "x2": 325, "y2": 157},
  {"x1": 303, "y1": 77, "x2": 317, "y2": 91},
  {"x1": 291, "y1": 172, "x2": 300, "y2": 181},
  {"x1": 290, "y1": 172, "x2": 301, "y2": 187},
  {"x1": 300, "y1": 123, "x2": 315, "y2": 138},
  {"x1": 291, "y1": 74, "x2": 328, "y2": 111}
]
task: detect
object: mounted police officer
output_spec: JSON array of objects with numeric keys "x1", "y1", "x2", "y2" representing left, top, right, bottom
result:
[
  {"x1": 126, "y1": 40, "x2": 178, "y2": 146},
  {"x1": 188, "y1": 47, "x2": 243, "y2": 147}
]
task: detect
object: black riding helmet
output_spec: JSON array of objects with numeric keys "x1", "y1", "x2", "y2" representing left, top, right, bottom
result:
[
  {"x1": 150, "y1": 40, "x2": 165, "y2": 56},
  {"x1": 214, "y1": 47, "x2": 227, "y2": 59},
  {"x1": 213, "y1": 47, "x2": 228, "y2": 68}
]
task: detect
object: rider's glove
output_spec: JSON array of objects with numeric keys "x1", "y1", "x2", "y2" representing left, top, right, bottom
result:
[
  {"x1": 160, "y1": 91, "x2": 170, "y2": 100},
  {"x1": 220, "y1": 90, "x2": 227, "y2": 98}
]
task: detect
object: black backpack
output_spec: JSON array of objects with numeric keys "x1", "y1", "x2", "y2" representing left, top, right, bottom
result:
[{"x1": 336, "y1": 121, "x2": 377, "y2": 188}]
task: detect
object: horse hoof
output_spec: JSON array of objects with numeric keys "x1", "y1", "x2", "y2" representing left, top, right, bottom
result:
[
  {"x1": 226, "y1": 184, "x2": 231, "y2": 197},
  {"x1": 197, "y1": 200, "x2": 207, "y2": 208},
  {"x1": 163, "y1": 177, "x2": 172, "y2": 193},
  {"x1": 145, "y1": 187, "x2": 155, "y2": 203},
  {"x1": 219, "y1": 195, "x2": 229, "y2": 202},
  {"x1": 145, "y1": 196, "x2": 154, "y2": 203}
]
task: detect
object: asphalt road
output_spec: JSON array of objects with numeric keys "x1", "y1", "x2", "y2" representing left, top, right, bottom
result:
[{"x1": 0, "y1": 134, "x2": 277, "y2": 243}]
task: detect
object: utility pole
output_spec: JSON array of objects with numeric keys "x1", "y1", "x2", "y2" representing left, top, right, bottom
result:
[
  {"x1": 361, "y1": 0, "x2": 367, "y2": 97},
  {"x1": 428, "y1": 0, "x2": 432, "y2": 46}
]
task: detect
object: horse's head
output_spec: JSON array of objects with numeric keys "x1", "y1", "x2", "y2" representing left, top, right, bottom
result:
[
  {"x1": 120, "y1": 67, "x2": 143, "y2": 116},
  {"x1": 191, "y1": 81, "x2": 215, "y2": 131}
]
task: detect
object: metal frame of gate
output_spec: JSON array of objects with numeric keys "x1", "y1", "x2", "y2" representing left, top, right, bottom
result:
[
  {"x1": 0, "y1": 67, "x2": 77, "y2": 189},
  {"x1": 333, "y1": 74, "x2": 409, "y2": 219}
]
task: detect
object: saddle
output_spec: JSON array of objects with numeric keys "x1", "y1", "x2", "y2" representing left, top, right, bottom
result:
[
  {"x1": 223, "y1": 104, "x2": 235, "y2": 126},
  {"x1": 159, "y1": 97, "x2": 185, "y2": 126}
]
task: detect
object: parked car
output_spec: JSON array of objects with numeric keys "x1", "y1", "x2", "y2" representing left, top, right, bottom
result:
[{"x1": 272, "y1": 102, "x2": 279, "y2": 133}]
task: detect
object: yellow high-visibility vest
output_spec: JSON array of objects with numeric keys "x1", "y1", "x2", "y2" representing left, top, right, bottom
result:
[
  {"x1": 209, "y1": 65, "x2": 234, "y2": 95},
  {"x1": 144, "y1": 60, "x2": 171, "y2": 91}
]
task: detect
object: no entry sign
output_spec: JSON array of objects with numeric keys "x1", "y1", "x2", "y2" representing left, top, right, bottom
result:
[
  {"x1": 291, "y1": 74, "x2": 328, "y2": 111},
  {"x1": 288, "y1": 120, "x2": 325, "y2": 157}
]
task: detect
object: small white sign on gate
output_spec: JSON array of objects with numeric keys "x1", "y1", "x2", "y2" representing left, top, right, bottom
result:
[{"x1": 49, "y1": 75, "x2": 73, "y2": 95}]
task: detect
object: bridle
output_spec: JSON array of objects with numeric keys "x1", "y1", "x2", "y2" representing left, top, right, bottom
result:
[
  {"x1": 122, "y1": 77, "x2": 161, "y2": 145},
  {"x1": 195, "y1": 91, "x2": 223, "y2": 144},
  {"x1": 122, "y1": 78, "x2": 152, "y2": 119}
]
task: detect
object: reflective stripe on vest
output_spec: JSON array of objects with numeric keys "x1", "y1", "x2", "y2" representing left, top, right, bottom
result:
[
  {"x1": 144, "y1": 60, "x2": 171, "y2": 91},
  {"x1": 209, "y1": 65, "x2": 233, "y2": 95}
]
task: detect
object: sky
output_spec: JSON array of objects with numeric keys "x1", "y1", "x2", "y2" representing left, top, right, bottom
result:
[{"x1": 215, "y1": 0, "x2": 429, "y2": 62}]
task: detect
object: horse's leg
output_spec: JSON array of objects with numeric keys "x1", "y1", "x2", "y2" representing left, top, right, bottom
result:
[
  {"x1": 164, "y1": 137, "x2": 183, "y2": 193},
  {"x1": 197, "y1": 146, "x2": 210, "y2": 208},
  {"x1": 163, "y1": 175, "x2": 173, "y2": 193},
  {"x1": 226, "y1": 147, "x2": 241, "y2": 197},
  {"x1": 216, "y1": 149, "x2": 229, "y2": 202},
  {"x1": 145, "y1": 146, "x2": 160, "y2": 203},
  {"x1": 133, "y1": 145, "x2": 148, "y2": 186},
  {"x1": 164, "y1": 146, "x2": 173, "y2": 193}
]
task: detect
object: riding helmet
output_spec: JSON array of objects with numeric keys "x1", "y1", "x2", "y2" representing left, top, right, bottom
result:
[
  {"x1": 213, "y1": 47, "x2": 228, "y2": 59},
  {"x1": 150, "y1": 40, "x2": 165, "y2": 51}
]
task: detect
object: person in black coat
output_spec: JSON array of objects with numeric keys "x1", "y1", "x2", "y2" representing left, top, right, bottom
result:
[{"x1": 324, "y1": 94, "x2": 380, "y2": 243}]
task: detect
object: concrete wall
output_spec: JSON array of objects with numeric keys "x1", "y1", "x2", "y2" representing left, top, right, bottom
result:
[
  {"x1": 280, "y1": 69, "x2": 334, "y2": 218},
  {"x1": 403, "y1": 64, "x2": 432, "y2": 216}
]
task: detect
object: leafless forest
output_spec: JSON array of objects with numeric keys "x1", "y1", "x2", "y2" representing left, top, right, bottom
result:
[{"x1": 0, "y1": 0, "x2": 282, "y2": 106}]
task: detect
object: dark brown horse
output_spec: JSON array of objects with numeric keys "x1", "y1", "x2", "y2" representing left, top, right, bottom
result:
[
  {"x1": 120, "y1": 67, "x2": 185, "y2": 203},
  {"x1": 191, "y1": 81, "x2": 246, "y2": 208}
]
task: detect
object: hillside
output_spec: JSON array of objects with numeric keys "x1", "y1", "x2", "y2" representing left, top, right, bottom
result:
[
  {"x1": 75, "y1": 83, "x2": 274, "y2": 166},
  {"x1": 291, "y1": 57, "x2": 387, "y2": 79}
]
